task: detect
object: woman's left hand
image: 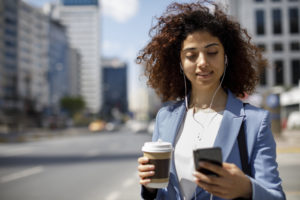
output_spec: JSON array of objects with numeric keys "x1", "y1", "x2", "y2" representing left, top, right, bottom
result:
[{"x1": 193, "y1": 162, "x2": 252, "y2": 199}]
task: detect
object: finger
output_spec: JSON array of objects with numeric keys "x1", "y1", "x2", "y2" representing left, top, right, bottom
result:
[
  {"x1": 199, "y1": 162, "x2": 224, "y2": 176},
  {"x1": 222, "y1": 162, "x2": 236, "y2": 169},
  {"x1": 138, "y1": 164, "x2": 155, "y2": 172},
  {"x1": 196, "y1": 179, "x2": 216, "y2": 191},
  {"x1": 139, "y1": 171, "x2": 155, "y2": 179},
  {"x1": 138, "y1": 156, "x2": 149, "y2": 164},
  {"x1": 193, "y1": 171, "x2": 219, "y2": 185},
  {"x1": 140, "y1": 178, "x2": 151, "y2": 186}
]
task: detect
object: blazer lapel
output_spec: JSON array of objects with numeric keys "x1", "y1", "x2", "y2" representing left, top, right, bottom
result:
[
  {"x1": 195, "y1": 91, "x2": 245, "y2": 197},
  {"x1": 160, "y1": 102, "x2": 186, "y2": 199},
  {"x1": 213, "y1": 91, "x2": 245, "y2": 161}
]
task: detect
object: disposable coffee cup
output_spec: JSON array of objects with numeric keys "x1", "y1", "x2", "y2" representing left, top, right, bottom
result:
[{"x1": 142, "y1": 140, "x2": 173, "y2": 188}]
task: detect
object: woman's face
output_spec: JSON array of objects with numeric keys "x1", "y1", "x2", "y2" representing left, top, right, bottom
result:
[{"x1": 180, "y1": 31, "x2": 226, "y2": 91}]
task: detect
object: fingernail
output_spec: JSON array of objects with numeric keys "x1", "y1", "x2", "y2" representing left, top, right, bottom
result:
[{"x1": 150, "y1": 171, "x2": 155, "y2": 175}]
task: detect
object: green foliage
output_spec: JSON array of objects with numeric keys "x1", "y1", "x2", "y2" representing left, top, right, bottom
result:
[{"x1": 60, "y1": 96, "x2": 85, "y2": 117}]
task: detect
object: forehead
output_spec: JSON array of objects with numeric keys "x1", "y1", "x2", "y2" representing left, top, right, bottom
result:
[{"x1": 182, "y1": 31, "x2": 222, "y2": 49}]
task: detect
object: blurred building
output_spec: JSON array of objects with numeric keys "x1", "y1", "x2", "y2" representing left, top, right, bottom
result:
[
  {"x1": 47, "y1": 19, "x2": 70, "y2": 115},
  {"x1": 227, "y1": 0, "x2": 300, "y2": 132},
  {"x1": 18, "y1": 0, "x2": 50, "y2": 114},
  {"x1": 51, "y1": 0, "x2": 102, "y2": 114},
  {"x1": 67, "y1": 48, "x2": 81, "y2": 97},
  {"x1": 101, "y1": 58, "x2": 128, "y2": 121},
  {"x1": 0, "y1": 0, "x2": 80, "y2": 130},
  {"x1": 228, "y1": 0, "x2": 300, "y2": 90},
  {"x1": 0, "y1": 0, "x2": 19, "y2": 116},
  {"x1": 129, "y1": 85, "x2": 161, "y2": 121}
]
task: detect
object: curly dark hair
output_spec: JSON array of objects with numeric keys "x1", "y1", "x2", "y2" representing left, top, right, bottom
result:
[{"x1": 136, "y1": 1, "x2": 267, "y2": 102}]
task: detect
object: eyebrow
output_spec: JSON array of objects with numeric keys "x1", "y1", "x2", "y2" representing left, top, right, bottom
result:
[{"x1": 182, "y1": 43, "x2": 219, "y2": 52}]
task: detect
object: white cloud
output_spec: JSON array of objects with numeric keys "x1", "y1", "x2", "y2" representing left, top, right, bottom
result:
[
  {"x1": 102, "y1": 40, "x2": 122, "y2": 55},
  {"x1": 101, "y1": 0, "x2": 139, "y2": 23}
]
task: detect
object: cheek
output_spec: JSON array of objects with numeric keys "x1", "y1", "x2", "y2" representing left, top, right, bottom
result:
[{"x1": 183, "y1": 64, "x2": 195, "y2": 75}]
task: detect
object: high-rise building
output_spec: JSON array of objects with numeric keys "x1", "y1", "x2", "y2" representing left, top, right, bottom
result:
[
  {"x1": 53, "y1": 0, "x2": 101, "y2": 114},
  {"x1": 227, "y1": 0, "x2": 300, "y2": 132},
  {"x1": 0, "y1": 0, "x2": 19, "y2": 113},
  {"x1": 18, "y1": 0, "x2": 50, "y2": 112},
  {"x1": 48, "y1": 19, "x2": 70, "y2": 114},
  {"x1": 67, "y1": 48, "x2": 81, "y2": 97},
  {"x1": 227, "y1": 0, "x2": 300, "y2": 89},
  {"x1": 102, "y1": 58, "x2": 127, "y2": 120}
]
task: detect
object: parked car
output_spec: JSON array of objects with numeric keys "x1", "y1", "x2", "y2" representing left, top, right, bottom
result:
[{"x1": 287, "y1": 111, "x2": 300, "y2": 129}]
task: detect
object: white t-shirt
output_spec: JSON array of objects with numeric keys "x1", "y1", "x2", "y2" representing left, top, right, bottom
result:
[{"x1": 174, "y1": 108, "x2": 224, "y2": 200}]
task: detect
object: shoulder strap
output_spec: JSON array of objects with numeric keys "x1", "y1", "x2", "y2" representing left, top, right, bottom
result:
[
  {"x1": 237, "y1": 121, "x2": 251, "y2": 177},
  {"x1": 235, "y1": 104, "x2": 252, "y2": 200}
]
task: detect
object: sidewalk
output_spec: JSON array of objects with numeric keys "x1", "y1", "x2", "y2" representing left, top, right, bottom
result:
[
  {"x1": 275, "y1": 129, "x2": 300, "y2": 154},
  {"x1": 0, "y1": 127, "x2": 89, "y2": 143}
]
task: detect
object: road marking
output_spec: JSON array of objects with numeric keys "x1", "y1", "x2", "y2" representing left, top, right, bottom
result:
[
  {"x1": 105, "y1": 172, "x2": 138, "y2": 200},
  {"x1": 286, "y1": 190, "x2": 300, "y2": 195},
  {"x1": 122, "y1": 177, "x2": 136, "y2": 188},
  {"x1": 0, "y1": 166, "x2": 44, "y2": 183},
  {"x1": 105, "y1": 191, "x2": 120, "y2": 200},
  {"x1": 277, "y1": 147, "x2": 300, "y2": 154}
]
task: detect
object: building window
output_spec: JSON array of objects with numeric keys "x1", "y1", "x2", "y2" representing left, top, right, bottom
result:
[
  {"x1": 290, "y1": 41, "x2": 300, "y2": 51},
  {"x1": 272, "y1": 9, "x2": 282, "y2": 34},
  {"x1": 292, "y1": 60, "x2": 300, "y2": 85},
  {"x1": 255, "y1": 0, "x2": 264, "y2": 2},
  {"x1": 260, "y1": 68, "x2": 267, "y2": 86},
  {"x1": 257, "y1": 43, "x2": 266, "y2": 52},
  {"x1": 274, "y1": 60, "x2": 284, "y2": 85},
  {"x1": 289, "y1": 8, "x2": 299, "y2": 33},
  {"x1": 273, "y1": 43, "x2": 283, "y2": 51},
  {"x1": 256, "y1": 10, "x2": 265, "y2": 35}
]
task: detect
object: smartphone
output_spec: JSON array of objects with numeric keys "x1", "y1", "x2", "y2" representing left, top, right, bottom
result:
[{"x1": 193, "y1": 147, "x2": 222, "y2": 176}]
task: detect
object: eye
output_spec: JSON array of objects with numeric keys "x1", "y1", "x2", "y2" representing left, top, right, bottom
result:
[
  {"x1": 207, "y1": 51, "x2": 218, "y2": 55},
  {"x1": 186, "y1": 53, "x2": 197, "y2": 60}
]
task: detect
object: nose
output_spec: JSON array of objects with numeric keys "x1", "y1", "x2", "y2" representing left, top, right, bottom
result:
[{"x1": 196, "y1": 53, "x2": 208, "y2": 68}]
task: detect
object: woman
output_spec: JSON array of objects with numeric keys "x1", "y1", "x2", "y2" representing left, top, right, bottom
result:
[{"x1": 137, "y1": 1, "x2": 285, "y2": 200}]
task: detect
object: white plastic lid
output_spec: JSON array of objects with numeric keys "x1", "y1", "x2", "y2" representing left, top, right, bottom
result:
[{"x1": 142, "y1": 139, "x2": 173, "y2": 153}]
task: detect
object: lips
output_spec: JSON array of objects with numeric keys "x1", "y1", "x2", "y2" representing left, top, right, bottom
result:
[{"x1": 196, "y1": 71, "x2": 213, "y2": 77}]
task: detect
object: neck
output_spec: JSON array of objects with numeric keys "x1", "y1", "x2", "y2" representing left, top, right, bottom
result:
[{"x1": 190, "y1": 86, "x2": 227, "y2": 111}]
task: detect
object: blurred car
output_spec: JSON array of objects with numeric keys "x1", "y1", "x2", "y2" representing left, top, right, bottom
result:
[
  {"x1": 126, "y1": 120, "x2": 148, "y2": 133},
  {"x1": 88, "y1": 120, "x2": 106, "y2": 132},
  {"x1": 105, "y1": 121, "x2": 121, "y2": 132},
  {"x1": 287, "y1": 111, "x2": 300, "y2": 129}
]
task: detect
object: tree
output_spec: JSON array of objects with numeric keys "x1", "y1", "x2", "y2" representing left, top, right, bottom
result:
[{"x1": 60, "y1": 96, "x2": 85, "y2": 117}]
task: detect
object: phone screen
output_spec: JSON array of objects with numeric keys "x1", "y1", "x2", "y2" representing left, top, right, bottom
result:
[{"x1": 193, "y1": 147, "x2": 222, "y2": 176}]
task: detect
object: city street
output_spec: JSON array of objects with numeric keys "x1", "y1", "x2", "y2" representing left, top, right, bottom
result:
[
  {"x1": 0, "y1": 128, "x2": 299, "y2": 200},
  {"x1": 0, "y1": 128, "x2": 151, "y2": 200}
]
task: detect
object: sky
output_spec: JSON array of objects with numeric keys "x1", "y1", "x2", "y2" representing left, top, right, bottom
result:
[{"x1": 23, "y1": 0, "x2": 191, "y2": 98}]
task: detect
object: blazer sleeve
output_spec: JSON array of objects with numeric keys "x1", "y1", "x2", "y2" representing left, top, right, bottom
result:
[
  {"x1": 249, "y1": 111, "x2": 286, "y2": 200},
  {"x1": 141, "y1": 107, "x2": 168, "y2": 200}
]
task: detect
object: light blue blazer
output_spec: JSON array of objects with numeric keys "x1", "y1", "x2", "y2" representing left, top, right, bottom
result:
[{"x1": 150, "y1": 90, "x2": 285, "y2": 200}]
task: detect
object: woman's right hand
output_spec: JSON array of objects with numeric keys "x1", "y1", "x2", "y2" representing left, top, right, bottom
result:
[{"x1": 137, "y1": 156, "x2": 155, "y2": 186}]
